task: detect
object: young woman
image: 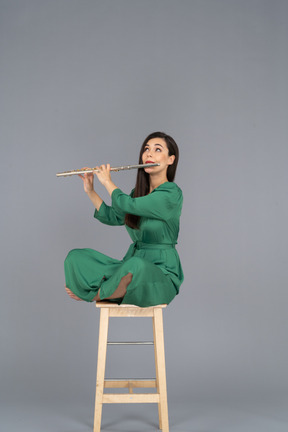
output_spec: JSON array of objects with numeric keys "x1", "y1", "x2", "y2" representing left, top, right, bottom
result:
[{"x1": 64, "y1": 131, "x2": 184, "y2": 307}]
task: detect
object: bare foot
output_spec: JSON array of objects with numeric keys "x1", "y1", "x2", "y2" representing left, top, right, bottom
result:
[
  {"x1": 92, "y1": 291, "x2": 101, "y2": 302},
  {"x1": 65, "y1": 286, "x2": 83, "y2": 301},
  {"x1": 93, "y1": 273, "x2": 132, "y2": 301}
]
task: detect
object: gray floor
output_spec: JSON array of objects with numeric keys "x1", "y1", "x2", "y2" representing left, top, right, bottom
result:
[{"x1": 1, "y1": 397, "x2": 287, "y2": 432}]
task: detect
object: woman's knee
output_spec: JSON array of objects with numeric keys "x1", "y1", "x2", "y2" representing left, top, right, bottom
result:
[{"x1": 64, "y1": 249, "x2": 82, "y2": 267}]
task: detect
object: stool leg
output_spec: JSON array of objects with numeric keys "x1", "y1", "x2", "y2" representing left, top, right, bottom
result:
[
  {"x1": 153, "y1": 308, "x2": 169, "y2": 432},
  {"x1": 94, "y1": 308, "x2": 109, "y2": 432},
  {"x1": 153, "y1": 313, "x2": 162, "y2": 430}
]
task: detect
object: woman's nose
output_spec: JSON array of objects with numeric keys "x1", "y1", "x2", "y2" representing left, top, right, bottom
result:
[{"x1": 147, "y1": 149, "x2": 153, "y2": 157}]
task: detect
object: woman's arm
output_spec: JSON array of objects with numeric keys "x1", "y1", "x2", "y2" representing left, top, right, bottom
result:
[
  {"x1": 79, "y1": 165, "x2": 124, "y2": 225},
  {"x1": 79, "y1": 164, "x2": 118, "y2": 209},
  {"x1": 94, "y1": 201, "x2": 125, "y2": 226},
  {"x1": 78, "y1": 168, "x2": 103, "y2": 210},
  {"x1": 111, "y1": 183, "x2": 183, "y2": 221},
  {"x1": 91, "y1": 165, "x2": 182, "y2": 221},
  {"x1": 93, "y1": 164, "x2": 118, "y2": 197}
]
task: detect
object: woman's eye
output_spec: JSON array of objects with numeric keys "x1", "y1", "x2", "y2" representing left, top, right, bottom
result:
[{"x1": 156, "y1": 148, "x2": 161, "y2": 152}]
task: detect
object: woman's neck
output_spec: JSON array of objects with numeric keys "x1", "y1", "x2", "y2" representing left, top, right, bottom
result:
[{"x1": 149, "y1": 175, "x2": 168, "y2": 193}]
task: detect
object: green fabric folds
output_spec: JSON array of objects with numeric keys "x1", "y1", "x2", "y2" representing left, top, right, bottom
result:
[{"x1": 64, "y1": 182, "x2": 184, "y2": 307}]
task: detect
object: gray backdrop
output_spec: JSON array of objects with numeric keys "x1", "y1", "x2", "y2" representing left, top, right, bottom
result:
[{"x1": 1, "y1": 1, "x2": 287, "y2": 431}]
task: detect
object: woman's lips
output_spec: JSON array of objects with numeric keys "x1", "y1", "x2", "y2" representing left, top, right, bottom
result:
[{"x1": 145, "y1": 161, "x2": 154, "y2": 164}]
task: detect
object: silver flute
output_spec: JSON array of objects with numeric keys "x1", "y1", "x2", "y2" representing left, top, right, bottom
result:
[{"x1": 56, "y1": 163, "x2": 160, "y2": 177}]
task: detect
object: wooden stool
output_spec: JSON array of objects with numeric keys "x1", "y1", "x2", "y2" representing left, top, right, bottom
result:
[{"x1": 93, "y1": 302, "x2": 169, "y2": 432}]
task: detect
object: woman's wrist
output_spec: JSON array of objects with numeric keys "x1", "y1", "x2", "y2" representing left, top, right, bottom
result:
[
  {"x1": 87, "y1": 189, "x2": 103, "y2": 210},
  {"x1": 86, "y1": 188, "x2": 95, "y2": 196},
  {"x1": 104, "y1": 180, "x2": 118, "y2": 196}
]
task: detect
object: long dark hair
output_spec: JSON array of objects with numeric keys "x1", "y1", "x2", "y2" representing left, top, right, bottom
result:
[{"x1": 125, "y1": 131, "x2": 179, "y2": 229}]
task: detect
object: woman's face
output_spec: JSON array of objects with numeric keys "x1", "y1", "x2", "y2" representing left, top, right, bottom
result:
[{"x1": 141, "y1": 137, "x2": 175, "y2": 175}]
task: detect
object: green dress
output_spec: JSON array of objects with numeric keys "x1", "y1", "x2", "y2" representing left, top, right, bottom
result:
[{"x1": 64, "y1": 181, "x2": 184, "y2": 307}]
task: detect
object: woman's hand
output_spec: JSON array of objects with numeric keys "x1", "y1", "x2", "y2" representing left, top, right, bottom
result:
[
  {"x1": 78, "y1": 168, "x2": 95, "y2": 194},
  {"x1": 95, "y1": 164, "x2": 118, "y2": 197},
  {"x1": 79, "y1": 164, "x2": 117, "y2": 199},
  {"x1": 94, "y1": 164, "x2": 112, "y2": 185}
]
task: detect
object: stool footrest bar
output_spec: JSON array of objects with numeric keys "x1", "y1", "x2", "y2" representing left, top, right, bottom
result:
[
  {"x1": 107, "y1": 341, "x2": 154, "y2": 345},
  {"x1": 102, "y1": 393, "x2": 160, "y2": 404},
  {"x1": 104, "y1": 379, "x2": 156, "y2": 388}
]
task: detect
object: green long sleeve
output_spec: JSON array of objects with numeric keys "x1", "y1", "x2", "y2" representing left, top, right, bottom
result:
[
  {"x1": 94, "y1": 201, "x2": 125, "y2": 226},
  {"x1": 111, "y1": 182, "x2": 183, "y2": 221}
]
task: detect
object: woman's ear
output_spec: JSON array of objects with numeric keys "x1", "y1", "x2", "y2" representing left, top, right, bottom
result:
[{"x1": 168, "y1": 155, "x2": 175, "y2": 165}]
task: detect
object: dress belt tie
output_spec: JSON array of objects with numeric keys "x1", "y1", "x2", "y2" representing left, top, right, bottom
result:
[{"x1": 133, "y1": 241, "x2": 176, "y2": 250}]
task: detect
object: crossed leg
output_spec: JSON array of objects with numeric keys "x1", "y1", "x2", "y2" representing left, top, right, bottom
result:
[
  {"x1": 65, "y1": 272, "x2": 133, "y2": 302},
  {"x1": 65, "y1": 286, "x2": 83, "y2": 301},
  {"x1": 92, "y1": 272, "x2": 133, "y2": 301}
]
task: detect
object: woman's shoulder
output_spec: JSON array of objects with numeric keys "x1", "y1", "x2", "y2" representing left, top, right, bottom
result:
[
  {"x1": 155, "y1": 181, "x2": 182, "y2": 195},
  {"x1": 128, "y1": 182, "x2": 183, "y2": 200}
]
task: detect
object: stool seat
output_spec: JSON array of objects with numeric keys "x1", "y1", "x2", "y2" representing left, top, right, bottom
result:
[
  {"x1": 96, "y1": 301, "x2": 167, "y2": 308},
  {"x1": 93, "y1": 302, "x2": 169, "y2": 431}
]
